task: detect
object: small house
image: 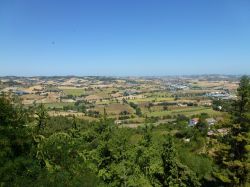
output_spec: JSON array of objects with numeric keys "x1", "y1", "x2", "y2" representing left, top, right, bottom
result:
[
  {"x1": 189, "y1": 118, "x2": 199, "y2": 127},
  {"x1": 115, "y1": 120, "x2": 122, "y2": 125},
  {"x1": 206, "y1": 118, "x2": 216, "y2": 126}
]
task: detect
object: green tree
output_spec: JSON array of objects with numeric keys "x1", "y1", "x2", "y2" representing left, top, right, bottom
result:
[
  {"x1": 72, "y1": 115, "x2": 77, "y2": 129},
  {"x1": 136, "y1": 107, "x2": 142, "y2": 117},
  {"x1": 35, "y1": 104, "x2": 49, "y2": 131},
  {"x1": 0, "y1": 95, "x2": 41, "y2": 186},
  {"x1": 35, "y1": 132, "x2": 99, "y2": 186},
  {"x1": 156, "y1": 136, "x2": 200, "y2": 187},
  {"x1": 215, "y1": 76, "x2": 250, "y2": 186},
  {"x1": 196, "y1": 118, "x2": 208, "y2": 136}
]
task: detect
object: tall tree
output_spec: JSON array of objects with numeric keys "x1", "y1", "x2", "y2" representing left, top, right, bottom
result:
[
  {"x1": 215, "y1": 76, "x2": 250, "y2": 186},
  {"x1": 0, "y1": 95, "x2": 41, "y2": 186},
  {"x1": 156, "y1": 136, "x2": 200, "y2": 187},
  {"x1": 35, "y1": 104, "x2": 49, "y2": 131}
]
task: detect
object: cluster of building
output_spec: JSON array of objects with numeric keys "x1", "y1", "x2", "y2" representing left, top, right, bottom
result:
[
  {"x1": 205, "y1": 91, "x2": 236, "y2": 99},
  {"x1": 167, "y1": 83, "x2": 190, "y2": 91},
  {"x1": 189, "y1": 117, "x2": 217, "y2": 127}
]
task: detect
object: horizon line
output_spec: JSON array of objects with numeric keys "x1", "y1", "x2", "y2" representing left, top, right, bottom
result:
[{"x1": 0, "y1": 74, "x2": 247, "y2": 78}]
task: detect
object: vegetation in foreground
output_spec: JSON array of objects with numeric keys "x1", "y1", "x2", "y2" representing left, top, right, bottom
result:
[{"x1": 0, "y1": 76, "x2": 249, "y2": 187}]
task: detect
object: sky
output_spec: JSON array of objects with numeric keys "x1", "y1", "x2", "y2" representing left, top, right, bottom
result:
[{"x1": 0, "y1": 0, "x2": 250, "y2": 76}]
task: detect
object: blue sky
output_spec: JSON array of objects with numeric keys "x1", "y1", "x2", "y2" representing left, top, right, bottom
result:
[{"x1": 0, "y1": 0, "x2": 250, "y2": 76}]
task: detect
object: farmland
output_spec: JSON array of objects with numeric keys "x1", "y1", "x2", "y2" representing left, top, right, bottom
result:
[{"x1": 0, "y1": 75, "x2": 239, "y2": 127}]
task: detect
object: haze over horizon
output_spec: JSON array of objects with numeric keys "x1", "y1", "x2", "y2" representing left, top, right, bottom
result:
[{"x1": 1, "y1": 0, "x2": 250, "y2": 76}]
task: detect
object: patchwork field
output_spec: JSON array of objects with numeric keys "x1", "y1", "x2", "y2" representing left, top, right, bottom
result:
[{"x1": 1, "y1": 76, "x2": 237, "y2": 127}]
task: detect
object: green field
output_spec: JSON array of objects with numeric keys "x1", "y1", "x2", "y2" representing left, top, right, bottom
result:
[
  {"x1": 146, "y1": 107, "x2": 222, "y2": 117},
  {"x1": 62, "y1": 89, "x2": 85, "y2": 96}
]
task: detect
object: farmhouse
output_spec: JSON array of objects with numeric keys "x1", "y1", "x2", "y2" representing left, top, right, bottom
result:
[
  {"x1": 207, "y1": 130, "x2": 215, "y2": 136},
  {"x1": 189, "y1": 118, "x2": 199, "y2": 126},
  {"x1": 217, "y1": 128, "x2": 229, "y2": 136},
  {"x1": 115, "y1": 120, "x2": 122, "y2": 125},
  {"x1": 206, "y1": 118, "x2": 216, "y2": 126}
]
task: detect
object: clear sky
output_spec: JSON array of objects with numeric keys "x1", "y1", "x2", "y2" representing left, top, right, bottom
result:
[{"x1": 0, "y1": 0, "x2": 250, "y2": 76}]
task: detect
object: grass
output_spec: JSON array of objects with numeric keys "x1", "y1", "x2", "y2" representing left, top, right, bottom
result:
[
  {"x1": 61, "y1": 89, "x2": 85, "y2": 96},
  {"x1": 146, "y1": 107, "x2": 222, "y2": 117},
  {"x1": 94, "y1": 91, "x2": 110, "y2": 98}
]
